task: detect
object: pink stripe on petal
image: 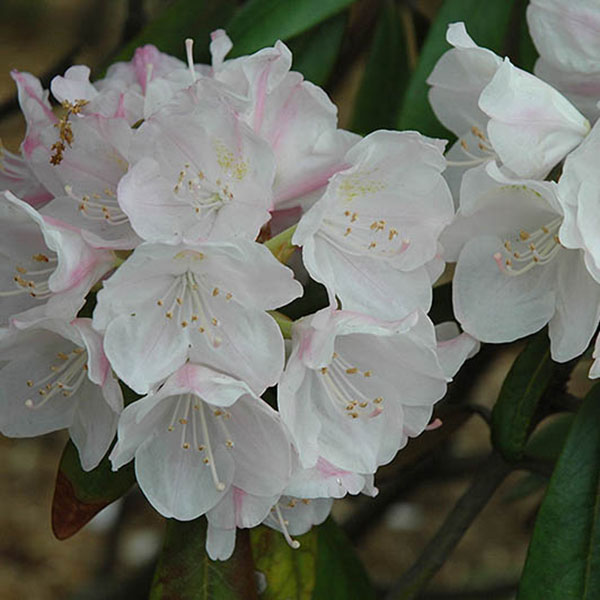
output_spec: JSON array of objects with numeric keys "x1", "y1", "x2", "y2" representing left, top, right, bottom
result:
[
  {"x1": 253, "y1": 64, "x2": 272, "y2": 133},
  {"x1": 275, "y1": 163, "x2": 350, "y2": 205}
]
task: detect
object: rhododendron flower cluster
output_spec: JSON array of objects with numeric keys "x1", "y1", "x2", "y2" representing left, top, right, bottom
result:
[{"x1": 1, "y1": 30, "x2": 482, "y2": 559}]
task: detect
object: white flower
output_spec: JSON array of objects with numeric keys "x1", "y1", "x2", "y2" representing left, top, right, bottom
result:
[
  {"x1": 450, "y1": 161, "x2": 600, "y2": 361},
  {"x1": 478, "y1": 58, "x2": 590, "y2": 179},
  {"x1": 527, "y1": 0, "x2": 600, "y2": 122},
  {"x1": 118, "y1": 83, "x2": 276, "y2": 244},
  {"x1": 110, "y1": 363, "x2": 292, "y2": 521},
  {"x1": 210, "y1": 30, "x2": 358, "y2": 212},
  {"x1": 0, "y1": 318, "x2": 122, "y2": 470},
  {"x1": 293, "y1": 130, "x2": 453, "y2": 320},
  {"x1": 278, "y1": 307, "x2": 475, "y2": 473},
  {"x1": 556, "y1": 120, "x2": 600, "y2": 283},
  {"x1": 94, "y1": 240, "x2": 302, "y2": 394},
  {"x1": 0, "y1": 191, "x2": 114, "y2": 327},
  {"x1": 37, "y1": 114, "x2": 140, "y2": 249}
]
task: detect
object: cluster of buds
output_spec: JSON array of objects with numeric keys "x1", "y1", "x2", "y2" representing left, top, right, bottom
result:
[{"x1": 0, "y1": 29, "x2": 481, "y2": 558}]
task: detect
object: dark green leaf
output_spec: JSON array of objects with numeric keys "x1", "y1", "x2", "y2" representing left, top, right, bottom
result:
[
  {"x1": 287, "y1": 13, "x2": 347, "y2": 86},
  {"x1": 525, "y1": 413, "x2": 574, "y2": 462},
  {"x1": 52, "y1": 440, "x2": 135, "y2": 540},
  {"x1": 397, "y1": 0, "x2": 517, "y2": 138},
  {"x1": 150, "y1": 518, "x2": 258, "y2": 600},
  {"x1": 491, "y1": 332, "x2": 553, "y2": 462},
  {"x1": 112, "y1": 0, "x2": 236, "y2": 64},
  {"x1": 251, "y1": 525, "x2": 318, "y2": 599},
  {"x1": 313, "y1": 518, "x2": 376, "y2": 599},
  {"x1": 518, "y1": 385, "x2": 600, "y2": 599},
  {"x1": 226, "y1": 0, "x2": 356, "y2": 57},
  {"x1": 350, "y1": 0, "x2": 408, "y2": 134}
]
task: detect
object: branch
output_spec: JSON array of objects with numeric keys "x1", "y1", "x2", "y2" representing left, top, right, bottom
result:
[{"x1": 385, "y1": 452, "x2": 511, "y2": 600}]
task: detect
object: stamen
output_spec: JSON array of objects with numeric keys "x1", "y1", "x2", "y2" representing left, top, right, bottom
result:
[
  {"x1": 185, "y1": 38, "x2": 197, "y2": 83},
  {"x1": 274, "y1": 504, "x2": 300, "y2": 549},
  {"x1": 198, "y1": 402, "x2": 226, "y2": 491}
]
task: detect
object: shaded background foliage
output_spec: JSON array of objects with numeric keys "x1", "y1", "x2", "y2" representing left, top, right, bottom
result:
[{"x1": 0, "y1": 1, "x2": 597, "y2": 599}]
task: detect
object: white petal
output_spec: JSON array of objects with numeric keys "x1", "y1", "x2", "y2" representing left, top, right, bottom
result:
[
  {"x1": 479, "y1": 59, "x2": 590, "y2": 179},
  {"x1": 454, "y1": 235, "x2": 557, "y2": 343}
]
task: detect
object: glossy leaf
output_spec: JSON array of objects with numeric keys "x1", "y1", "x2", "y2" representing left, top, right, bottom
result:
[
  {"x1": 52, "y1": 440, "x2": 135, "y2": 540},
  {"x1": 350, "y1": 0, "x2": 408, "y2": 134},
  {"x1": 113, "y1": 0, "x2": 236, "y2": 64},
  {"x1": 251, "y1": 525, "x2": 318, "y2": 599},
  {"x1": 397, "y1": 0, "x2": 517, "y2": 138},
  {"x1": 150, "y1": 518, "x2": 258, "y2": 600},
  {"x1": 226, "y1": 0, "x2": 356, "y2": 57},
  {"x1": 518, "y1": 385, "x2": 600, "y2": 599},
  {"x1": 287, "y1": 13, "x2": 347, "y2": 86},
  {"x1": 491, "y1": 332, "x2": 553, "y2": 462}
]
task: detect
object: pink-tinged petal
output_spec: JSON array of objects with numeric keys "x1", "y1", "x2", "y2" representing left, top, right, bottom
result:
[
  {"x1": 166, "y1": 363, "x2": 257, "y2": 407},
  {"x1": 71, "y1": 318, "x2": 110, "y2": 386},
  {"x1": 126, "y1": 88, "x2": 276, "y2": 243},
  {"x1": 51, "y1": 65, "x2": 98, "y2": 104},
  {"x1": 284, "y1": 456, "x2": 372, "y2": 499},
  {"x1": 210, "y1": 30, "x2": 233, "y2": 69},
  {"x1": 11, "y1": 70, "x2": 56, "y2": 158},
  {"x1": 534, "y1": 58, "x2": 600, "y2": 123},
  {"x1": 479, "y1": 59, "x2": 590, "y2": 179},
  {"x1": 0, "y1": 147, "x2": 52, "y2": 208}
]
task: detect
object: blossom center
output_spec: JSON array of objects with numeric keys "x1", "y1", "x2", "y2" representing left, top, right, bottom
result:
[
  {"x1": 66, "y1": 184, "x2": 129, "y2": 226},
  {"x1": 24, "y1": 346, "x2": 88, "y2": 409},
  {"x1": 172, "y1": 163, "x2": 233, "y2": 219},
  {"x1": 0, "y1": 252, "x2": 57, "y2": 299},
  {"x1": 156, "y1": 269, "x2": 234, "y2": 348},
  {"x1": 318, "y1": 351, "x2": 383, "y2": 420},
  {"x1": 166, "y1": 393, "x2": 234, "y2": 491},
  {"x1": 494, "y1": 216, "x2": 562, "y2": 275}
]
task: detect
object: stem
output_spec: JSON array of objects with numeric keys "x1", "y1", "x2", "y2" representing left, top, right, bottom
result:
[
  {"x1": 268, "y1": 310, "x2": 294, "y2": 339},
  {"x1": 263, "y1": 224, "x2": 298, "y2": 264},
  {"x1": 385, "y1": 452, "x2": 511, "y2": 600}
]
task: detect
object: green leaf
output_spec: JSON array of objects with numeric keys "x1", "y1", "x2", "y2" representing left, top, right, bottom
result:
[
  {"x1": 226, "y1": 0, "x2": 357, "y2": 57},
  {"x1": 287, "y1": 13, "x2": 347, "y2": 86},
  {"x1": 525, "y1": 413, "x2": 574, "y2": 462},
  {"x1": 350, "y1": 0, "x2": 409, "y2": 134},
  {"x1": 517, "y1": 384, "x2": 600, "y2": 599},
  {"x1": 112, "y1": 0, "x2": 236, "y2": 64},
  {"x1": 150, "y1": 518, "x2": 259, "y2": 600},
  {"x1": 313, "y1": 518, "x2": 376, "y2": 599},
  {"x1": 251, "y1": 525, "x2": 318, "y2": 599},
  {"x1": 491, "y1": 331, "x2": 553, "y2": 462},
  {"x1": 397, "y1": 0, "x2": 517, "y2": 138},
  {"x1": 51, "y1": 440, "x2": 135, "y2": 540}
]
